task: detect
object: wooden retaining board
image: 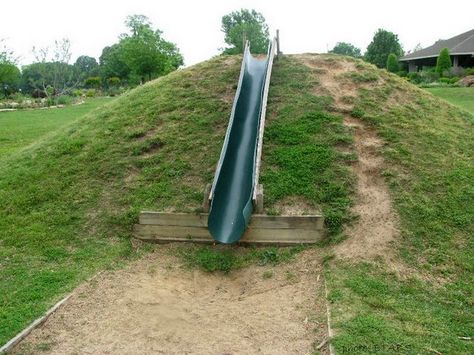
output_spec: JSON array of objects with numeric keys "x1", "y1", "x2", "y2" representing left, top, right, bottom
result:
[{"x1": 134, "y1": 212, "x2": 324, "y2": 245}]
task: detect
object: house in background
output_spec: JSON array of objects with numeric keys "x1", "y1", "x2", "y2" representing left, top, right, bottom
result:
[{"x1": 400, "y1": 29, "x2": 474, "y2": 72}]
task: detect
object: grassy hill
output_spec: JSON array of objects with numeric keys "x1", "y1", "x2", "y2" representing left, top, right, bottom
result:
[{"x1": 0, "y1": 54, "x2": 472, "y2": 353}]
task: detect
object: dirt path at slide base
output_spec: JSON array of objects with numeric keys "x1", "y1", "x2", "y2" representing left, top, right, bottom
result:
[{"x1": 13, "y1": 249, "x2": 329, "y2": 354}]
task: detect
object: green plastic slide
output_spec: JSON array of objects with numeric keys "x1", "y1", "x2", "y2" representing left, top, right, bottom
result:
[{"x1": 208, "y1": 42, "x2": 273, "y2": 244}]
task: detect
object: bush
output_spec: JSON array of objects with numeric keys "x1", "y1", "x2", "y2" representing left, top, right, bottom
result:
[
  {"x1": 86, "y1": 89, "x2": 96, "y2": 97},
  {"x1": 386, "y1": 53, "x2": 399, "y2": 73},
  {"x1": 465, "y1": 68, "x2": 474, "y2": 76},
  {"x1": 407, "y1": 72, "x2": 422, "y2": 83},
  {"x1": 449, "y1": 77, "x2": 460, "y2": 84},
  {"x1": 56, "y1": 95, "x2": 72, "y2": 105},
  {"x1": 420, "y1": 70, "x2": 440, "y2": 83},
  {"x1": 46, "y1": 97, "x2": 55, "y2": 107},
  {"x1": 439, "y1": 77, "x2": 451, "y2": 84},
  {"x1": 436, "y1": 48, "x2": 452, "y2": 76},
  {"x1": 7, "y1": 92, "x2": 26, "y2": 103},
  {"x1": 72, "y1": 89, "x2": 84, "y2": 97},
  {"x1": 447, "y1": 66, "x2": 465, "y2": 78},
  {"x1": 397, "y1": 70, "x2": 408, "y2": 77},
  {"x1": 84, "y1": 76, "x2": 101, "y2": 89},
  {"x1": 107, "y1": 77, "x2": 121, "y2": 87}
]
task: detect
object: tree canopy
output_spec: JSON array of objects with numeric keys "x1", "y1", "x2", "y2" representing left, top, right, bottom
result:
[
  {"x1": 221, "y1": 9, "x2": 270, "y2": 54},
  {"x1": 20, "y1": 39, "x2": 78, "y2": 96},
  {"x1": 74, "y1": 55, "x2": 99, "y2": 81},
  {"x1": 329, "y1": 42, "x2": 361, "y2": 58},
  {"x1": 0, "y1": 40, "x2": 21, "y2": 96},
  {"x1": 365, "y1": 29, "x2": 403, "y2": 68},
  {"x1": 99, "y1": 44, "x2": 131, "y2": 82},
  {"x1": 119, "y1": 15, "x2": 183, "y2": 82}
]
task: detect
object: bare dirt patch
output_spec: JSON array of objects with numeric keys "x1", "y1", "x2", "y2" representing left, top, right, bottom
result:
[
  {"x1": 335, "y1": 116, "x2": 399, "y2": 260},
  {"x1": 13, "y1": 248, "x2": 329, "y2": 355},
  {"x1": 297, "y1": 54, "x2": 358, "y2": 112},
  {"x1": 298, "y1": 54, "x2": 400, "y2": 261},
  {"x1": 273, "y1": 196, "x2": 320, "y2": 216}
]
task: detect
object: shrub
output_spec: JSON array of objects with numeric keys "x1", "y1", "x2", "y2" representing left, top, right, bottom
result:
[
  {"x1": 447, "y1": 66, "x2": 465, "y2": 78},
  {"x1": 386, "y1": 53, "x2": 399, "y2": 73},
  {"x1": 84, "y1": 76, "x2": 101, "y2": 89},
  {"x1": 436, "y1": 48, "x2": 452, "y2": 76},
  {"x1": 420, "y1": 70, "x2": 440, "y2": 83},
  {"x1": 407, "y1": 72, "x2": 421, "y2": 83},
  {"x1": 8, "y1": 92, "x2": 26, "y2": 103},
  {"x1": 107, "y1": 77, "x2": 121, "y2": 87},
  {"x1": 439, "y1": 77, "x2": 451, "y2": 84},
  {"x1": 465, "y1": 68, "x2": 474, "y2": 76},
  {"x1": 397, "y1": 70, "x2": 408, "y2": 77},
  {"x1": 449, "y1": 76, "x2": 460, "y2": 84},
  {"x1": 86, "y1": 89, "x2": 96, "y2": 97},
  {"x1": 72, "y1": 89, "x2": 83, "y2": 97},
  {"x1": 56, "y1": 95, "x2": 72, "y2": 105},
  {"x1": 46, "y1": 97, "x2": 55, "y2": 106}
]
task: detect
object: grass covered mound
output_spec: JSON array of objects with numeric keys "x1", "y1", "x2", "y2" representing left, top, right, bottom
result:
[
  {"x1": 0, "y1": 56, "x2": 241, "y2": 344},
  {"x1": 0, "y1": 54, "x2": 353, "y2": 344},
  {"x1": 0, "y1": 52, "x2": 472, "y2": 353}
]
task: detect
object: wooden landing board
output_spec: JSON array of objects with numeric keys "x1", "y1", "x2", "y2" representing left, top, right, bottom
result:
[{"x1": 134, "y1": 212, "x2": 324, "y2": 245}]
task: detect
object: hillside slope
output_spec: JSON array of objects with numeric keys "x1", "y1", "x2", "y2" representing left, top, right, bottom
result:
[
  {"x1": 0, "y1": 54, "x2": 353, "y2": 345},
  {"x1": 1, "y1": 54, "x2": 472, "y2": 353},
  {"x1": 297, "y1": 55, "x2": 473, "y2": 353}
]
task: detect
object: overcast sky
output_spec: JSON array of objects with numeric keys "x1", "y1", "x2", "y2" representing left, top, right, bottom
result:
[{"x1": 1, "y1": 0, "x2": 473, "y2": 67}]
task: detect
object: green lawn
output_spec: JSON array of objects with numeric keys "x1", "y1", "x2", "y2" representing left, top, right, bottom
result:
[
  {"x1": 0, "y1": 98, "x2": 112, "y2": 158},
  {"x1": 426, "y1": 87, "x2": 474, "y2": 115}
]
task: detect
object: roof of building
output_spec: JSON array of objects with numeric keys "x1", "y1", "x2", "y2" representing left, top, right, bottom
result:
[{"x1": 400, "y1": 29, "x2": 474, "y2": 61}]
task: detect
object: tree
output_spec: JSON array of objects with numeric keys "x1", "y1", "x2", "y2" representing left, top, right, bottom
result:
[
  {"x1": 365, "y1": 29, "x2": 403, "y2": 68},
  {"x1": 0, "y1": 63, "x2": 20, "y2": 97},
  {"x1": 74, "y1": 55, "x2": 99, "y2": 83},
  {"x1": 27, "y1": 38, "x2": 78, "y2": 96},
  {"x1": 0, "y1": 40, "x2": 21, "y2": 96},
  {"x1": 410, "y1": 43, "x2": 423, "y2": 54},
  {"x1": 99, "y1": 44, "x2": 130, "y2": 81},
  {"x1": 386, "y1": 53, "x2": 400, "y2": 73},
  {"x1": 22, "y1": 62, "x2": 76, "y2": 96},
  {"x1": 436, "y1": 48, "x2": 452, "y2": 76},
  {"x1": 221, "y1": 9, "x2": 270, "y2": 54},
  {"x1": 119, "y1": 15, "x2": 183, "y2": 82},
  {"x1": 329, "y1": 42, "x2": 361, "y2": 58}
]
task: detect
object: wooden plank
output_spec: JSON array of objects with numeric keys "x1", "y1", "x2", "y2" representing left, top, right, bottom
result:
[
  {"x1": 0, "y1": 294, "x2": 72, "y2": 354},
  {"x1": 139, "y1": 212, "x2": 207, "y2": 227},
  {"x1": 139, "y1": 212, "x2": 324, "y2": 230},
  {"x1": 134, "y1": 224, "x2": 322, "y2": 245}
]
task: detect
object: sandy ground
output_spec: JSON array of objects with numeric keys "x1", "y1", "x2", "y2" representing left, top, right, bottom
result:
[{"x1": 12, "y1": 248, "x2": 329, "y2": 355}]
